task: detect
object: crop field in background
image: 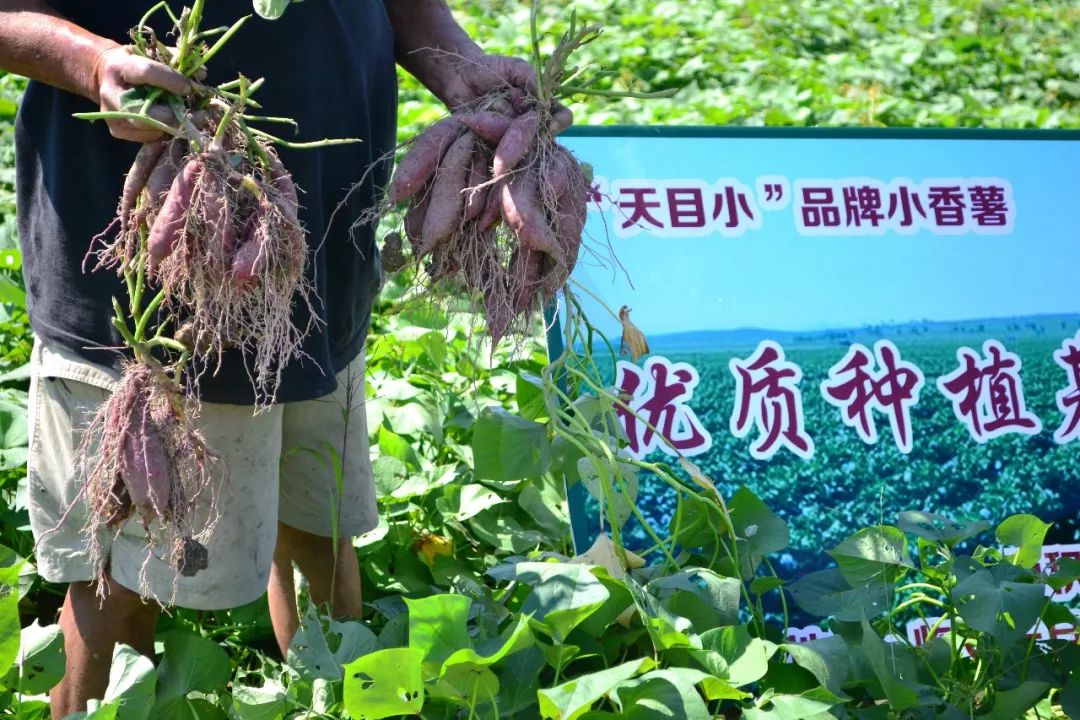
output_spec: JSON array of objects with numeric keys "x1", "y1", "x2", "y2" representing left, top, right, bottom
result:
[{"x1": 588, "y1": 316, "x2": 1080, "y2": 573}]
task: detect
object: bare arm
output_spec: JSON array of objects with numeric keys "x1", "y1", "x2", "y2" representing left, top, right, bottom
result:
[
  {"x1": 0, "y1": 0, "x2": 116, "y2": 101},
  {"x1": 382, "y1": 0, "x2": 570, "y2": 130},
  {"x1": 382, "y1": 0, "x2": 484, "y2": 106},
  {"x1": 0, "y1": 0, "x2": 192, "y2": 141}
]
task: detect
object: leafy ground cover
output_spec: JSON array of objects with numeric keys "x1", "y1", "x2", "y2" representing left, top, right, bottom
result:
[{"x1": 1, "y1": 0, "x2": 1079, "y2": 717}]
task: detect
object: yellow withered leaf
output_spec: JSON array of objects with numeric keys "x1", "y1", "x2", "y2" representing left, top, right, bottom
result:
[{"x1": 619, "y1": 305, "x2": 650, "y2": 362}]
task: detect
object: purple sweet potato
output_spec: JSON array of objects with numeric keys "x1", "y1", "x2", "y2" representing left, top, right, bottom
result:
[
  {"x1": 477, "y1": 179, "x2": 505, "y2": 232},
  {"x1": 145, "y1": 140, "x2": 185, "y2": 213},
  {"x1": 509, "y1": 247, "x2": 545, "y2": 313},
  {"x1": 120, "y1": 405, "x2": 172, "y2": 524},
  {"x1": 417, "y1": 132, "x2": 475, "y2": 258},
  {"x1": 231, "y1": 218, "x2": 265, "y2": 287},
  {"x1": 404, "y1": 185, "x2": 432, "y2": 249},
  {"x1": 501, "y1": 171, "x2": 559, "y2": 257},
  {"x1": 148, "y1": 157, "x2": 202, "y2": 268},
  {"x1": 121, "y1": 141, "x2": 165, "y2": 234},
  {"x1": 492, "y1": 111, "x2": 538, "y2": 179},
  {"x1": 459, "y1": 110, "x2": 513, "y2": 145},
  {"x1": 463, "y1": 147, "x2": 492, "y2": 222},
  {"x1": 389, "y1": 118, "x2": 460, "y2": 205},
  {"x1": 265, "y1": 150, "x2": 299, "y2": 228}
]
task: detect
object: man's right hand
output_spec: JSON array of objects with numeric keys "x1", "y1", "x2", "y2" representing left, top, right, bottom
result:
[{"x1": 91, "y1": 45, "x2": 192, "y2": 142}]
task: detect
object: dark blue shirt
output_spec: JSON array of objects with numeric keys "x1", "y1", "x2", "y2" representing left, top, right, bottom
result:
[{"x1": 15, "y1": 1, "x2": 397, "y2": 403}]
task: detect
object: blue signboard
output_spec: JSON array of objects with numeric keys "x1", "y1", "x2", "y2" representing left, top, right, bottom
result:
[{"x1": 553, "y1": 127, "x2": 1080, "y2": 580}]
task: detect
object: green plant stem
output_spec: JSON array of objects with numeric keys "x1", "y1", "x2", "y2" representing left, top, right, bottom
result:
[
  {"x1": 560, "y1": 85, "x2": 679, "y2": 99},
  {"x1": 73, "y1": 111, "x2": 181, "y2": 137},
  {"x1": 248, "y1": 127, "x2": 361, "y2": 149},
  {"x1": 190, "y1": 14, "x2": 249, "y2": 73}
]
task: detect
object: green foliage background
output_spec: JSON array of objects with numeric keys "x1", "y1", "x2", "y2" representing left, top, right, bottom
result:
[{"x1": 0, "y1": 0, "x2": 1078, "y2": 718}]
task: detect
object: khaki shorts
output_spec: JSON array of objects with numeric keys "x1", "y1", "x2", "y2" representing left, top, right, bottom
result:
[{"x1": 27, "y1": 340, "x2": 377, "y2": 610}]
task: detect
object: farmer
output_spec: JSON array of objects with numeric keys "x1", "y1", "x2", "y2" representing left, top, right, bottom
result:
[{"x1": 0, "y1": 1, "x2": 567, "y2": 716}]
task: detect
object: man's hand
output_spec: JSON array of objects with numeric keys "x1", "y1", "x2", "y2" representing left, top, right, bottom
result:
[
  {"x1": 92, "y1": 45, "x2": 192, "y2": 142},
  {"x1": 438, "y1": 54, "x2": 574, "y2": 134},
  {"x1": 381, "y1": 1, "x2": 572, "y2": 133}
]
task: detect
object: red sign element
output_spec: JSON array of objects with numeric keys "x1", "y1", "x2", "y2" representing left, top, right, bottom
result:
[
  {"x1": 614, "y1": 357, "x2": 712, "y2": 460},
  {"x1": 1053, "y1": 331, "x2": 1080, "y2": 444},
  {"x1": 937, "y1": 340, "x2": 1042, "y2": 443},
  {"x1": 821, "y1": 340, "x2": 925, "y2": 453},
  {"x1": 729, "y1": 341, "x2": 814, "y2": 460}
]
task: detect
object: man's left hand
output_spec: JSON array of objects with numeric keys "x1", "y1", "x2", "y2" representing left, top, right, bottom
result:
[{"x1": 439, "y1": 54, "x2": 573, "y2": 134}]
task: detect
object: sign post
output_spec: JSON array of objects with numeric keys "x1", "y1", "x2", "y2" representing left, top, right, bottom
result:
[{"x1": 553, "y1": 126, "x2": 1080, "y2": 582}]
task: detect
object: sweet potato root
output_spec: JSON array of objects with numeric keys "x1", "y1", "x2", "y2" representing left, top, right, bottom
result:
[
  {"x1": 459, "y1": 110, "x2": 513, "y2": 145},
  {"x1": 417, "y1": 132, "x2": 475, "y2": 258},
  {"x1": 389, "y1": 118, "x2": 460, "y2": 205},
  {"x1": 148, "y1": 157, "x2": 202, "y2": 269},
  {"x1": 492, "y1": 111, "x2": 539, "y2": 179},
  {"x1": 501, "y1": 170, "x2": 559, "y2": 258}
]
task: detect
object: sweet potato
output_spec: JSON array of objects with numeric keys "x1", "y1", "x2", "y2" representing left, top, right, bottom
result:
[
  {"x1": 492, "y1": 111, "x2": 538, "y2": 179},
  {"x1": 148, "y1": 157, "x2": 202, "y2": 268},
  {"x1": 265, "y1": 150, "x2": 299, "y2": 227},
  {"x1": 231, "y1": 224, "x2": 265, "y2": 287},
  {"x1": 477, "y1": 180, "x2": 505, "y2": 232},
  {"x1": 404, "y1": 186, "x2": 432, "y2": 248},
  {"x1": 542, "y1": 186, "x2": 586, "y2": 301},
  {"x1": 509, "y1": 247, "x2": 545, "y2": 313},
  {"x1": 121, "y1": 141, "x2": 165, "y2": 234},
  {"x1": 120, "y1": 406, "x2": 172, "y2": 524},
  {"x1": 463, "y1": 147, "x2": 491, "y2": 222},
  {"x1": 417, "y1": 132, "x2": 475, "y2": 258},
  {"x1": 146, "y1": 140, "x2": 185, "y2": 213},
  {"x1": 459, "y1": 110, "x2": 513, "y2": 145},
  {"x1": 501, "y1": 171, "x2": 559, "y2": 257},
  {"x1": 389, "y1": 118, "x2": 460, "y2": 204}
]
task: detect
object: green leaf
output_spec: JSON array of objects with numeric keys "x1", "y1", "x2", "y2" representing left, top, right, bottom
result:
[
  {"x1": 668, "y1": 492, "x2": 726, "y2": 549},
  {"x1": 647, "y1": 568, "x2": 741, "y2": 626},
  {"x1": 252, "y1": 0, "x2": 292, "y2": 20},
  {"x1": 859, "y1": 617, "x2": 920, "y2": 712},
  {"x1": 371, "y1": 455, "x2": 408, "y2": 498},
  {"x1": 103, "y1": 645, "x2": 156, "y2": 720},
  {"x1": 518, "y1": 475, "x2": 570, "y2": 534},
  {"x1": 472, "y1": 407, "x2": 551, "y2": 482},
  {"x1": 342, "y1": 647, "x2": 425, "y2": 720},
  {"x1": 0, "y1": 276, "x2": 25, "y2": 309},
  {"x1": 2, "y1": 621, "x2": 64, "y2": 695},
  {"x1": 697, "y1": 625, "x2": 775, "y2": 688},
  {"x1": 729, "y1": 486, "x2": 789, "y2": 572},
  {"x1": 441, "y1": 612, "x2": 533, "y2": 673},
  {"x1": 742, "y1": 688, "x2": 841, "y2": 719},
  {"x1": 287, "y1": 592, "x2": 379, "y2": 680},
  {"x1": 516, "y1": 373, "x2": 549, "y2": 421},
  {"x1": 513, "y1": 562, "x2": 611, "y2": 643},
  {"x1": 405, "y1": 594, "x2": 472, "y2": 673},
  {"x1": 897, "y1": 511, "x2": 989, "y2": 545},
  {"x1": 537, "y1": 658, "x2": 654, "y2": 720},
  {"x1": 781, "y1": 636, "x2": 849, "y2": 697},
  {"x1": 984, "y1": 681, "x2": 1050, "y2": 720},
  {"x1": 377, "y1": 426, "x2": 421, "y2": 468},
  {"x1": 610, "y1": 668, "x2": 711, "y2": 720},
  {"x1": 827, "y1": 525, "x2": 912, "y2": 586},
  {"x1": 955, "y1": 569, "x2": 1046, "y2": 645},
  {"x1": 232, "y1": 680, "x2": 289, "y2": 720},
  {"x1": 0, "y1": 557, "x2": 25, "y2": 678},
  {"x1": 996, "y1": 514, "x2": 1052, "y2": 569},
  {"x1": 497, "y1": 647, "x2": 545, "y2": 716},
  {"x1": 788, "y1": 568, "x2": 892, "y2": 621},
  {"x1": 452, "y1": 484, "x2": 508, "y2": 522},
  {"x1": 1061, "y1": 669, "x2": 1080, "y2": 720},
  {"x1": 0, "y1": 97, "x2": 17, "y2": 120},
  {"x1": 151, "y1": 633, "x2": 230, "y2": 720},
  {"x1": 750, "y1": 577, "x2": 785, "y2": 595}
]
